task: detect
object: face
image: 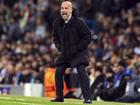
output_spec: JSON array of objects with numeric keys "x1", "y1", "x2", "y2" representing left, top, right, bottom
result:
[
  {"x1": 60, "y1": 1, "x2": 72, "y2": 21},
  {"x1": 112, "y1": 63, "x2": 120, "y2": 73},
  {"x1": 105, "y1": 72, "x2": 113, "y2": 78},
  {"x1": 95, "y1": 71, "x2": 102, "y2": 77}
]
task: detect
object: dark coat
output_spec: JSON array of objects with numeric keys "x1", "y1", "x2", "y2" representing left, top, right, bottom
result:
[{"x1": 53, "y1": 13, "x2": 91, "y2": 67}]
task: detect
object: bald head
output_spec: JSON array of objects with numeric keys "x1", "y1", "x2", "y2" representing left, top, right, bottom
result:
[
  {"x1": 60, "y1": 1, "x2": 73, "y2": 21},
  {"x1": 61, "y1": 1, "x2": 73, "y2": 11}
]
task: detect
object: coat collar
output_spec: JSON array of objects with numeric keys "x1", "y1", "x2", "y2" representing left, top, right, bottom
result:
[{"x1": 59, "y1": 15, "x2": 75, "y2": 26}]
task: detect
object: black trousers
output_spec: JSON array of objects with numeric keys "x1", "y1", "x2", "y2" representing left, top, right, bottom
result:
[{"x1": 55, "y1": 64, "x2": 91, "y2": 100}]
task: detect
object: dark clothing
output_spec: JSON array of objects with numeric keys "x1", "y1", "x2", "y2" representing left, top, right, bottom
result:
[
  {"x1": 1, "y1": 73, "x2": 14, "y2": 84},
  {"x1": 112, "y1": 72, "x2": 127, "y2": 98},
  {"x1": 100, "y1": 72, "x2": 127, "y2": 101},
  {"x1": 53, "y1": 16, "x2": 91, "y2": 67},
  {"x1": 55, "y1": 64, "x2": 91, "y2": 100},
  {"x1": 100, "y1": 77, "x2": 127, "y2": 101},
  {"x1": 91, "y1": 75, "x2": 104, "y2": 92},
  {"x1": 53, "y1": 13, "x2": 91, "y2": 100},
  {"x1": 90, "y1": 75, "x2": 104, "y2": 100},
  {"x1": 18, "y1": 73, "x2": 32, "y2": 84},
  {"x1": 115, "y1": 96, "x2": 140, "y2": 103},
  {"x1": 115, "y1": 78, "x2": 140, "y2": 103},
  {"x1": 94, "y1": 76, "x2": 114, "y2": 101}
]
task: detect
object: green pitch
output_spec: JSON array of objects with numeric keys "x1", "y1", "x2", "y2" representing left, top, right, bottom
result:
[{"x1": 0, "y1": 95, "x2": 139, "y2": 105}]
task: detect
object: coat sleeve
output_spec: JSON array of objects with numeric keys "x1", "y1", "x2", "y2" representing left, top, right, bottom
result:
[
  {"x1": 52, "y1": 20, "x2": 61, "y2": 52},
  {"x1": 77, "y1": 19, "x2": 91, "y2": 51}
]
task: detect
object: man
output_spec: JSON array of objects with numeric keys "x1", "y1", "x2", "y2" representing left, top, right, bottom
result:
[{"x1": 51, "y1": 0, "x2": 92, "y2": 104}]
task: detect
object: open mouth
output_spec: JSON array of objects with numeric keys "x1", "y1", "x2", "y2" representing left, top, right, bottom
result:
[{"x1": 62, "y1": 13, "x2": 67, "y2": 16}]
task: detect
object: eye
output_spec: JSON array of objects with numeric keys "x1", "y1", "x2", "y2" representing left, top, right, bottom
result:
[{"x1": 65, "y1": 7, "x2": 68, "y2": 10}]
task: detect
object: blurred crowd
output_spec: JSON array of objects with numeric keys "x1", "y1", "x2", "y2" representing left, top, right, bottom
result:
[
  {"x1": 0, "y1": 0, "x2": 140, "y2": 102},
  {"x1": 0, "y1": 0, "x2": 59, "y2": 85}
]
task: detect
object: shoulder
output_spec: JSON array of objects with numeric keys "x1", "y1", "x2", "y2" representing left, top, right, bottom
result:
[
  {"x1": 74, "y1": 17, "x2": 89, "y2": 30},
  {"x1": 75, "y1": 17, "x2": 85, "y2": 24},
  {"x1": 74, "y1": 17, "x2": 88, "y2": 28}
]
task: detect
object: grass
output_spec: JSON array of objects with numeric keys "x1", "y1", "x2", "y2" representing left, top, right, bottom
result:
[{"x1": 0, "y1": 95, "x2": 139, "y2": 105}]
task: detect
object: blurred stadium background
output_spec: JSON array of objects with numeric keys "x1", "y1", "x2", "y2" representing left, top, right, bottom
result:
[{"x1": 0, "y1": 0, "x2": 140, "y2": 104}]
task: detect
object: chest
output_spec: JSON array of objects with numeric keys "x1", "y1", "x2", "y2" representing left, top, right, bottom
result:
[{"x1": 57, "y1": 23, "x2": 80, "y2": 42}]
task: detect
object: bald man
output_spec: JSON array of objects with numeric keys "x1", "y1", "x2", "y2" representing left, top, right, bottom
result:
[{"x1": 51, "y1": 0, "x2": 92, "y2": 103}]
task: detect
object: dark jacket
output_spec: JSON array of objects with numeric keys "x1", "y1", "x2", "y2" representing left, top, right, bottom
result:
[
  {"x1": 53, "y1": 12, "x2": 91, "y2": 67},
  {"x1": 91, "y1": 74, "x2": 105, "y2": 94},
  {"x1": 102, "y1": 71, "x2": 127, "y2": 101}
]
